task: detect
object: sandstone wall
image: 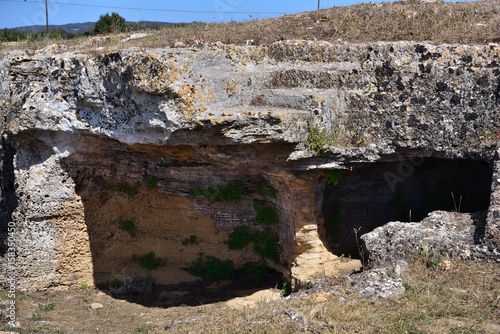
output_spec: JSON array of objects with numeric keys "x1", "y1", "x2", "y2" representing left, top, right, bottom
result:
[{"x1": 0, "y1": 40, "x2": 499, "y2": 290}]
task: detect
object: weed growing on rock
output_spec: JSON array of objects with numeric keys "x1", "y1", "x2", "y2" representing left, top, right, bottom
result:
[
  {"x1": 188, "y1": 253, "x2": 234, "y2": 280},
  {"x1": 325, "y1": 169, "x2": 344, "y2": 185},
  {"x1": 225, "y1": 225, "x2": 253, "y2": 250},
  {"x1": 253, "y1": 227, "x2": 280, "y2": 262},
  {"x1": 306, "y1": 124, "x2": 330, "y2": 155},
  {"x1": 190, "y1": 180, "x2": 281, "y2": 281},
  {"x1": 281, "y1": 281, "x2": 292, "y2": 297},
  {"x1": 181, "y1": 235, "x2": 197, "y2": 246},
  {"x1": 225, "y1": 201, "x2": 281, "y2": 262},
  {"x1": 118, "y1": 216, "x2": 136, "y2": 237},
  {"x1": 109, "y1": 182, "x2": 141, "y2": 198},
  {"x1": 255, "y1": 182, "x2": 277, "y2": 199},
  {"x1": 146, "y1": 176, "x2": 160, "y2": 191},
  {"x1": 188, "y1": 180, "x2": 249, "y2": 202},
  {"x1": 133, "y1": 252, "x2": 161, "y2": 270},
  {"x1": 253, "y1": 201, "x2": 279, "y2": 225}
]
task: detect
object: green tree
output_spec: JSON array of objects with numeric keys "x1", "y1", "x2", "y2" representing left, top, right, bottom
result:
[
  {"x1": 93, "y1": 12, "x2": 126, "y2": 35},
  {"x1": 0, "y1": 29, "x2": 27, "y2": 42}
]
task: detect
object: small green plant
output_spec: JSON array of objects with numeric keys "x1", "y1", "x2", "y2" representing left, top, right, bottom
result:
[
  {"x1": 225, "y1": 225, "x2": 254, "y2": 250},
  {"x1": 146, "y1": 176, "x2": 160, "y2": 191},
  {"x1": 182, "y1": 235, "x2": 197, "y2": 246},
  {"x1": 253, "y1": 201, "x2": 279, "y2": 225},
  {"x1": 118, "y1": 216, "x2": 136, "y2": 237},
  {"x1": 245, "y1": 261, "x2": 268, "y2": 284},
  {"x1": 306, "y1": 124, "x2": 330, "y2": 155},
  {"x1": 188, "y1": 253, "x2": 234, "y2": 280},
  {"x1": 253, "y1": 227, "x2": 280, "y2": 262},
  {"x1": 325, "y1": 169, "x2": 344, "y2": 185},
  {"x1": 354, "y1": 227, "x2": 366, "y2": 270},
  {"x1": 255, "y1": 183, "x2": 277, "y2": 199},
  {"x1": 419, "y1": 242, "x2": 442, "y2": 270},
  {"x1": 77, "y1": 283, "x2": 91, "y2": 292},
  {"x1": 38, "y1": 301, "x2": 55, "y2": 312},
  {"x1": 109, "y1": 182, "x2": 141, "y2": 197},
  {"x1": 188, "y1": 180, "x2": 249, "y2": 202},
  {"x1": 133, "y1": 252, "x2": 161, "y2": 270},
  {"x1": 19, "y1": 293, "x2": 29, "y2": 300},
  {"x1": 281, "y1": 281, "x2": 292, "y2": 297},
  {"x1": 188, "y1": 188, "x2": 203, "y2": 197},
  {"x1": 225, "y1": 201, "x2": 281, "y2": 262}
]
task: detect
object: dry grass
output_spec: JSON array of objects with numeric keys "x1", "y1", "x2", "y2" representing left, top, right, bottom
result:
[
  {"x1": 3, "y1": 256, "x2": 499, "y2": 333},
  {"x1": 1, "y1": 1, "x2": 499, "y2": 54}
]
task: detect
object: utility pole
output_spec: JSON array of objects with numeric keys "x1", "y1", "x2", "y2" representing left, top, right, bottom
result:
[
  {"x1": 45, "y1": 0, "x2": 49, "y2": 36},
  {"x1": 318, "y1": 0, "x2": 320, "y2": 11}
]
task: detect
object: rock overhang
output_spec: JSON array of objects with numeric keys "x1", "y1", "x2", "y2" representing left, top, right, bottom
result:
[{"x1": 0, "y1": 40, "x2": 499, "y2": 292}]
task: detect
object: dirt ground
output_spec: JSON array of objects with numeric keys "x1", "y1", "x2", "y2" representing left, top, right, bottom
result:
[
  {"x1": 1, "y1": 258, "x2": 500, "y2": 334},
  {"x1": 1, "y1": 268, "x2": 287, "y2": 334}
]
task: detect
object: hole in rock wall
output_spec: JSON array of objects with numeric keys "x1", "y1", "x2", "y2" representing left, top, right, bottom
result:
[
  {"x1": 322, "y1": 158, "x2": 492, "y2": 258},
  {"x1": 68, "y1": 149, "x2": 286, "y2": 307}
]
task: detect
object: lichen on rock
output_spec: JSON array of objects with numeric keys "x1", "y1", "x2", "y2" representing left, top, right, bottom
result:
[{"x1": 0, "y1": 40, "x2": 499, "y2": 291}]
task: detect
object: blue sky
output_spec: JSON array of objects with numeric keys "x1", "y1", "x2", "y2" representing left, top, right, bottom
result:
[{"x1": 0, "y1": 0, "x2": 389, "y2": 29}]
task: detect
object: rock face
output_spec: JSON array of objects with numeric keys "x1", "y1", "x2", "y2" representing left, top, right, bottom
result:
[
  {"x1": 361, "y1": 211, "x2": 497, "y2": 267},
  {"x1": 0, "y1": 40, "x2": 499, "y2": 291}
]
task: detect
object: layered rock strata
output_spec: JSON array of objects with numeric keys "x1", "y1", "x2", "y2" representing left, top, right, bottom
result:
[{"x1": 0, "y1": 40, "x2": 499, "y2": 290}]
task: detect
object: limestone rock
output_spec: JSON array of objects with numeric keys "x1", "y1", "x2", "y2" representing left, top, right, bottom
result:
[
  {"x1": 361, "y1": 211, "x2": 496, "y2": 267},
  {"x1": 0, "y1": 41, "x2": 499, "y2": 291},
  {"x1": 349, "y1": 269, "x2": 405, "y2": 299},
  {"x1": 90, "y1": 302, "x2": 103, "y2": 310}
]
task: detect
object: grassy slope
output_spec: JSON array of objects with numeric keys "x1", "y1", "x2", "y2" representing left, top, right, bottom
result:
[{"x1": 1, "y1": 1, "x2": 499, "y2": 54}]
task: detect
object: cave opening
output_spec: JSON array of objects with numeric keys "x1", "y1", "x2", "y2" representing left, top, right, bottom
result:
[
  {"x1": 65, "y1": 145, "x2": 288, "y2": 307},
  {"x1": 322, "y1": 158, "x2": 492, "y2": 258}
]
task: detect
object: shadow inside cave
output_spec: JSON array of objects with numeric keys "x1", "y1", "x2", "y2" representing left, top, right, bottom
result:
[
  {"x1": 64, "y1": 141, "x2": 288, "y2": 307},
  {"x1": 97, "y1": 268, "x2": 285, "y2": 308},
  {"x1": 322, "y1": 158, "x2": 493, "y2": 258}
]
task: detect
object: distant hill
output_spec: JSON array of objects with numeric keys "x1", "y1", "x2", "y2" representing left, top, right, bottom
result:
[{"x1": 7, "y1": 21, "x2": 174, "y2": 33}]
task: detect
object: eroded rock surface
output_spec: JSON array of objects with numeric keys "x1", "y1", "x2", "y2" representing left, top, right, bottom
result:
[
  {"x1": 0, "y1": 40, "x2": 499, "y2": 291},
  {"x1": 361, "y1": 211, "x2": 498, "y2": 266}
]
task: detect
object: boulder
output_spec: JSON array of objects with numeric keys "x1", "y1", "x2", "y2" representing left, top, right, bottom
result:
[{"x1": 361, "y1": 211, "x2": 498, "y2": 267}]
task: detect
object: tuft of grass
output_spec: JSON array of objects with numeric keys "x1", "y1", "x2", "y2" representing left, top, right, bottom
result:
[
  {"x1": 38, "y1": 302, "x2": 55, "y2": 312},
  {"x1": 77, "y1": 283, "x2": 91, "y2": 292}
]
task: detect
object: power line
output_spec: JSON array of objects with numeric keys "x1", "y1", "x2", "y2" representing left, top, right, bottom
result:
[{"x1": 0, "y1": 0, "x2": 295, "y2": 15}]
